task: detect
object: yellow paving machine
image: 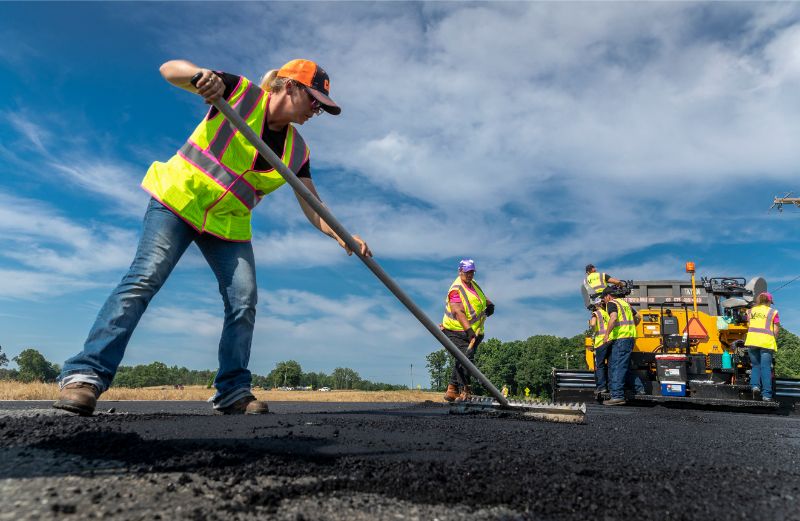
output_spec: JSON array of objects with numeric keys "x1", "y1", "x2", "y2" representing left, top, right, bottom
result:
[{"x1": 553, "y1": 263, "x2": 800, "y2": 412}]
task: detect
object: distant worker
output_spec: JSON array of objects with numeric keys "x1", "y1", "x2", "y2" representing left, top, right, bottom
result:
[
  {"x1": 584, "y1": 264, "x2": 623, "y2": 298},
  {"x1": 600, "y1": 287, "x2": 643, "y2": 405},
  {"x1": 588, "y1": 295, "x2": 611, "y2": 399},
  {"x1": 501, "y1": 385, "x2": 509, "y2": 398},
  {"x1": 745, "y1": 292, "x2": 780, "y2": 401},
  {"x1": 442, "y1": 259, "x2": 494, "y2": 402}
]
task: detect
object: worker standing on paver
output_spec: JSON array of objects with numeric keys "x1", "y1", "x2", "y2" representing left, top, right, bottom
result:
[
  {"x1": 442, "y1": 259, "x2": 493, "y2": 402},
  {"x1": 745, "y1": 292, "x2": 780, "y2": 401},
  {"x1": 53, "y1": 59, "x2": 371, "y2": 416},
  {"x1": 583, "y1": 264, "x2": 623, "y2": 298},
  {"x1": 588, "y1": 295, "x2": 611, "y2": 399},
  {"x1": 600, "y1": 287, "x2": 643, "y2": 405}
]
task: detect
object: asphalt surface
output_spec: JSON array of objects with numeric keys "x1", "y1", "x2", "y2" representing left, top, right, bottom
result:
[{"x1": 1, "y1": 400, "x2": 799, "y2": 520}]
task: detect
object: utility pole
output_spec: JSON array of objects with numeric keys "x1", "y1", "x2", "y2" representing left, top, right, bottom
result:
[
  {"x1": 563, "y1": 352, "x2": 574, "y2": 370},
  {"x1": 770, "y1": 193, "x2": 800, "y2": 212},
  {"x1": 410, "y1": 364, "x2": 413, "y2": 389}
]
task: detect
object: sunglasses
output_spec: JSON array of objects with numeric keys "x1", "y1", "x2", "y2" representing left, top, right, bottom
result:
[{"x1": 302, "y1": 86, "x2": 323, "y2": 115}]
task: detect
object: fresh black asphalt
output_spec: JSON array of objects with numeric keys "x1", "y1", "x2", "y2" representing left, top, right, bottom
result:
[{"x1": 0, "y1": 400, "x2": 798, "y2": 520}]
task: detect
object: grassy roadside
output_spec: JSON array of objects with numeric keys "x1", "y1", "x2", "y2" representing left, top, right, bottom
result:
[{"x1": 0, "y1": 382, "x2": 445, "y2": 402}]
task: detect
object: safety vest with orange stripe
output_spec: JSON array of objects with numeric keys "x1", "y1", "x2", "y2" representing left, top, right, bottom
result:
[
  {"x1": 584, "y1": 272, "x2": 608, "y2": 295},
  {"x1": 442, "y1": 277, "x2": 488, "y2": 336},
  {"x1": 608, "y1": 298, "x2": 636, "y2": 340},
  {"x1": 141, "y1": 76, "x2": 309, "y2": 241},
  {"x1": 745, "y1": 304, "x2": 779, "y2": 350},
  {"x1": 592, "y1": 308, "x2": 611, "y2": 348}
]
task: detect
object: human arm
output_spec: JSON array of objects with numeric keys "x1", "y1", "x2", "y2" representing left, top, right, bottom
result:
[
  {"x1": 606, "y1": 275, "x2": 623, "y2": 286},
  {"x1": 159, "y1": 59, "x2": 225, "y2": 103},
  {"x1": 603, "y1": 309, "x2": 618, "y2": 344},
  {"x1": 485, "y1": 299, "x2": 495, "y2": 317},
  {"x1": 294, "y1": 177, "x2": 372, "y2": 257}
]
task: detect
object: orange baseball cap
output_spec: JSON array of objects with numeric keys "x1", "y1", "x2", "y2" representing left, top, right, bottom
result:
[{"x1": 277, "y1": 59, "x2": 341, "y2": 115}]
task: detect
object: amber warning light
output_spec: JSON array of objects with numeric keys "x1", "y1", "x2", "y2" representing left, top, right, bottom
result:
[{"x1": 685, "y1": 262, "x2": 695, "y2": 274}]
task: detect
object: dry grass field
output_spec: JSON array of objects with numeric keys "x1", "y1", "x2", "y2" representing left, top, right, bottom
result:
[{"x1": 0, "y1": 382, "x2": 444, "y2": 402}]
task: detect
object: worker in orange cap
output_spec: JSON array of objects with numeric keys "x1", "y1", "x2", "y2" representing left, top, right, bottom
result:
[{"x1": 55, "y1": 59, "x2": 371, "y2": 417}]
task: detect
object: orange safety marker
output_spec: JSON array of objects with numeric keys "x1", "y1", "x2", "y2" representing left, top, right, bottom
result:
[{"x1": 684, "y1": 317, "x2": 709, "y2": 340}]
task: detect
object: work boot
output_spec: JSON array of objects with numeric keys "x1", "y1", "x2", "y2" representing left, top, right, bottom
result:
[
  {"x1": 443, "y1": 384, "x2": 459, "y2": 402},
  {"x1": 53, "y1": 382, "x2": 100, "y2": 416},
  {"x1": 603, "y1": 397, "x2": 626, "y2": 406},
  {"x1": 216, "y1": 396, "x2": 270, "y2": 415},
  {"x1": 454, "y1": 385, "x2": 472, "y2": 402}
]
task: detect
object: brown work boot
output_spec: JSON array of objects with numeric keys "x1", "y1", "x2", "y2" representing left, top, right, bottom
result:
[
  {"x1": 53, "y1": 382, "x2": 100, "y2": 416},
  {"x1": 454, "y1": 385, "x2": 472, "y2": 402},
  {"x1": 443, "y1": 384, "x2": 459, "y2": 402},
  {"x1": 217, "y1": 396, "x2": 269, "y2": 415}
]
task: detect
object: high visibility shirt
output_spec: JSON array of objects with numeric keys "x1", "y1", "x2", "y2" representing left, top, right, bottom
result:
[
  {"x1": 592, "y1": 308, "x2": 611, "y2": 348},
  {"x1": 584, "y1": 272, "x2": 608, "y2": 295},
  {"x1": 745, "y1": 305, "x2": 779, "y2": 350},
  {"x1": 608, "y1": 298, "x2": 636, "y2": 340},
  {"x1": 141, "y1": 76, "x2": 310, "y2": 241},
  {"x1": 442, "y1": 277, "x2": 488, "y2": 336}
]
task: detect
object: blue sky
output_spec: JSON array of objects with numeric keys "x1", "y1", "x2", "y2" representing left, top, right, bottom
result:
[{"x1": 1, "y1": 2, "x2": 800, "y2": 385}]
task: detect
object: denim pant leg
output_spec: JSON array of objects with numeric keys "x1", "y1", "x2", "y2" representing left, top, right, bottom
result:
[
  {"x1": 59, "y1": 199, "x2": 197, "y2": 391},
  {"x1": 196, "y1": 234, "x2": 258, "y2": 408},
  {"x1": 609, "y1": 337, "x2": 634, "y2": 399},
  {"x1": 760, "y1": 349, "x2": 774, "y2": 399},
  {"x1": 593, "y1": 342, "x2": 610, "y2": 392},
  {"x1": 748, "y1": 347, "x2": 762, "y2": 390}
]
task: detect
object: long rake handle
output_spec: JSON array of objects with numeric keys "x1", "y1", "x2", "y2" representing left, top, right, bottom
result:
[{"x1": 199, "y1": 80, "x2": 508, "y2": 406}]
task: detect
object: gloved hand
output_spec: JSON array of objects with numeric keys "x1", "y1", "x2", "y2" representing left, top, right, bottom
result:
[
  {"x1": 486, "y1": 303, "x2": 495, "y2": 317},
  {"x1": 465, "y1": 328, "x2": 476, "y2": 341}
]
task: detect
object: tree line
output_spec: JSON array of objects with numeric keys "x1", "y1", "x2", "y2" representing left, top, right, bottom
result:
[
  {"x1": 0, "y1": 347, "x2": 406, "y2": 391},
  {"x1": 426, "y1": 328, "x2": 800, "y2": 399}
]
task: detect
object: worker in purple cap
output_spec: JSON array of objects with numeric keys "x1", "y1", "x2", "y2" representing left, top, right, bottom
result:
[
  {"x1": 441, "y1": 259, "x2": 494, "y2": 401},
  {"x1": 745, "y1": 292, "x2": 780, "y2": 401}
]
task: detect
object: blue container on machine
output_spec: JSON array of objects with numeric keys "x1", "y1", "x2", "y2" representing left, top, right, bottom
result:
[
  {"x1": 656, "y1": 354, "x2": 688, "y2": 397},
  {"x1": 661, "y1": 382, "x2": 687, "y2": 397}
]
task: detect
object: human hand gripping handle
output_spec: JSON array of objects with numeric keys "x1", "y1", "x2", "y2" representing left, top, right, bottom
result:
[
  {"x1": 190, "y1": 71, "x2": 224, "y2": 103},
  {"x1": 193, "y1": 80, "x2": 509, "y2": 407}
]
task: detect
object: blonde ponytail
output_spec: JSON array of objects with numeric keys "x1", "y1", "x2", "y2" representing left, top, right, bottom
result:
[{"x1": 260, "y1": 69, "x2": 279, "y2": 91}]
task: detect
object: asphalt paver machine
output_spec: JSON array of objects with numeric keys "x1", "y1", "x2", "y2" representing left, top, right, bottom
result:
[{"x1": 554, "y1": 263, "x2": 800, "y2": 412}]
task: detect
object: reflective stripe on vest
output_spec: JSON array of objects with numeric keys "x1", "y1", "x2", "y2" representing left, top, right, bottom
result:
[
  {"x1": 608, "y1": 298, "x2": 636, "y2": 339},
  {"x1": 745, "y1": 305, "x2": 778, "y2": 350},
  {"x1": 593, "y1": 308, "x2": 610, "y2": 348},
  {"x1": 442, "y1": 277, "x2": 488, "y2": 335},
  {"x1": 586, "y1": 272, "x2": 607, "y2": 294},
  {"x1": 140, "y1": 76, "x2": 310, "y2": 241}
]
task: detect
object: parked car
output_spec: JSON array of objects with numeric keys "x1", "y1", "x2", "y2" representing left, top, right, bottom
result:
[{"x1": 318, "y1": 387, "x2": 331, "y2": 392}]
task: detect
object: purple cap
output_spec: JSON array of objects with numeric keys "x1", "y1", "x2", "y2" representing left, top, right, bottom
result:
[{"x1": 458, "y1": 259, "x2": 476, "y2": 272}]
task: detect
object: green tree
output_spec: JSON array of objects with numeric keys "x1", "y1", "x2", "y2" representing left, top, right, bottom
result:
[
  {"x1": 331, "y1": 367, "x2": 360, "y2": 389},
  {"x1": 776, "y1": 327, "x2": 800, "y2": 378},
  {"x1": 0, "y1": 345, "x2": 8, "y2": 369},
  {"x1": 425, "y1": 349, "x2": 451, "y2": 391},
  {"x1": 13, "y1": 348, "x2": 59, "y2": 383},
  {"x1": 268, "y1": 360, "x2": 303, "y2": 388}
]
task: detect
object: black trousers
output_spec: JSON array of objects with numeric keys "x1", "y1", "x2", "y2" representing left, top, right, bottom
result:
[{"x1": 445, "y1": 329, "x2": 484, "y2": 387}]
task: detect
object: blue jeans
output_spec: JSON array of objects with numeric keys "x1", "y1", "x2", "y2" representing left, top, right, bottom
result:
[
  {"x1": 609, "y1": 337, "x2": 636, "y2": 399},
  {"x1": 748, "y1": 347, "x2": 774, "y2": 399},
  {"x1": 593, "y1": 342, "x2": 611, "y2": 392},
  {"x1": 59, "y1": 198, "x2": 258, "y2": 408}
]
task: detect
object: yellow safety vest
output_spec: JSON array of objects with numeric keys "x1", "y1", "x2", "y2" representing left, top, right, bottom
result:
[
  {"x1": 442, "y1": 277, "x2": 488, "y2": 335},
  {"x1": 608, "y1": 298, "x2": 636, "y2": 340},
  {"x1": 592, "y1": 308, "x2": 611, "y2": 348},
  {"x1": 585, "y1": 272, "x2": 607, "y2": 295},
  {"x1": 141, "y1": 76, "x2": 310, "y2": 241},
  {"x1": 745, "y1": 304, "x2": 778, "y2": 350}
]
